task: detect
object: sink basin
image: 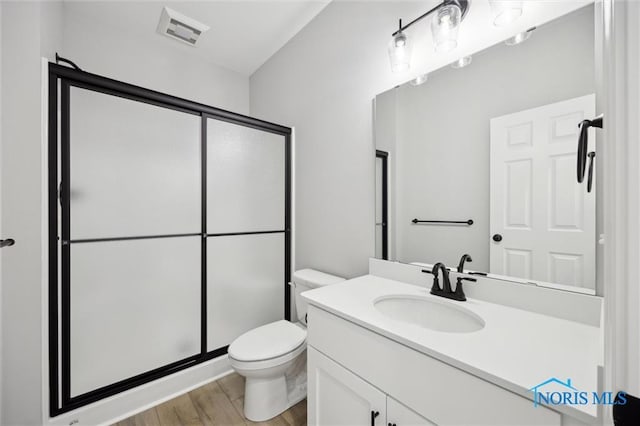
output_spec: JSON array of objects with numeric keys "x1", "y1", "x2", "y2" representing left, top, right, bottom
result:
[{"x1": 374, "y1": 295, "x2": 485, "y2": 333}]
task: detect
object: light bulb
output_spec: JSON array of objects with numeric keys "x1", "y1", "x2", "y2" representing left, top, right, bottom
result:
[
  {"x1": 489, "y1": 0, "x2": 523, "y2": 27},
  {"x1": 388, "y1": 30, "x2": 412, "y2": 73},
  {"x1": 409, "y1": 73, "x2": 429, "y2": 86},
  {"x1": 431, "y1": 4, "x2": 462, "y2": 53},
  {"x1": 451, "y1": 56, "x2": 472, "y2": 69},
  {"x1": 505, "y1": 28, "x2": 534, "y2": 46}
]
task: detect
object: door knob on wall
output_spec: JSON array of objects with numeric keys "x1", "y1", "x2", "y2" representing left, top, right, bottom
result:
[
  {"x1": 0, "y1": 239, "x2": 15, "y2": 248},
  {"x1": 492, "y1": 234, "x2": 502, "y2": 242}
]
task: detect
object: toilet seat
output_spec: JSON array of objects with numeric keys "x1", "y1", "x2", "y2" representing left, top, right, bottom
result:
[
  {"x1": 229, "y1": 320, "x2": 307, "y2": 370},
  {"x1": 229, "y1": 342, "x2": 306, "y2": 371}
]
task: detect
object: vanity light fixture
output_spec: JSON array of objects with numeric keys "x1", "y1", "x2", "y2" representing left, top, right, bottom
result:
[
  {"x1": 409, "y1": 73, "x2": 429, "y2": 86},
  {"x1": 432, "y1": 3, "x2": 463, "y2": 52},
  {"x1": 505, "y1": 27, "x2": 535, "y2": 46},
  {"x1": 488, "y1": 0, "x2": 523, "y2": 27},
  {"x1": 451, "y1": 56, "x2": 472, "y2": 69},
  {"x1": 388, "y1": 20, "x2": 412, "y2": 72},
  {"x1": 388, "y1": 0, "x2": 470, "y2": 73}
]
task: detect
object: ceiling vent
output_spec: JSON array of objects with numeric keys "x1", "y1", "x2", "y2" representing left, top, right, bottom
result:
[{"x1": 157, "y1": 7, "x2": 209, "y2": 47}]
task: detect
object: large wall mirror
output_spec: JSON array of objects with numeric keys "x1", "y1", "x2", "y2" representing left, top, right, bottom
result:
[{"x1": 374, "y1": 3, "x2": 600, "y2": 294}]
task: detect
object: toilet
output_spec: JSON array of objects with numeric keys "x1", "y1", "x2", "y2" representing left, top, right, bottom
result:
[{"x1": 228, "y1": 269, "x2": 345, "y2": 422}]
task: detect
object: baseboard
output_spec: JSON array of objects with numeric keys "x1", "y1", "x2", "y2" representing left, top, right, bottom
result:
[{"x1": 47, "y1": 355, "x2": 232, "y2": 426}]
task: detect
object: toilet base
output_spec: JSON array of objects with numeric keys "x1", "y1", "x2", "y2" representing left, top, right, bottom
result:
[
  {"x1": 234, "y1": 348, "x2": 307, "y2": 422},
  {"x1": 244, "y1": 375, "x2": 288, "y2": 422}
]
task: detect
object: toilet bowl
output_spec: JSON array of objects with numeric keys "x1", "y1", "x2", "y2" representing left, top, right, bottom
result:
[{"x1": 228, "y1": 269, "x2": 345, "y2": 422}]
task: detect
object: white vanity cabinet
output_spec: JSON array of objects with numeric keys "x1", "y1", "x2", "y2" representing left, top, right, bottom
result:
[
  {"x1": 306, "y1": 305, "x2": 563, "y2": 426},
  {"x1": 308, "y1": 347, "x2": 434, "y2": 426},
  {"x1": 387, "y1": 398, "x2": 436, "y2": 426},
  {"x1": 308, "y1": 347, "x2": 386, "y2": 425}
]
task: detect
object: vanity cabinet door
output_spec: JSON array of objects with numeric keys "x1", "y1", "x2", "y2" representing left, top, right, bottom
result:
[
  {"x1": 386, "y1": 397, "x2": 436, "y2": 426},
  {"x1": 308, "y1": 347, "x2": 386, "y2": 426}
]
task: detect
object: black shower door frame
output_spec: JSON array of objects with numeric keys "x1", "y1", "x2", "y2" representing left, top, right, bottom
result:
[
  {"x1": 48, "y1": 63, "x2": 292, "y2": 416},
  {"x1": 375, "y1": 150, "x2": 389, "y2": 260}
]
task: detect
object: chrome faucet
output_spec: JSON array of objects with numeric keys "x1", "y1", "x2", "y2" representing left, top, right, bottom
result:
[{"x1": 429, "y1": 262, "x2": 476, "y2": 302}]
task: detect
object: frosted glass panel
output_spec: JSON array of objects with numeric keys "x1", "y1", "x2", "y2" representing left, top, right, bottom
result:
[
  {"x1": 70, "y1": 237, "x2": 200, "y2": 397},
  {"x1": 207, "y1": 233, "x2": 284, "y2": 351},
  {"x1": 69, "y1": 87, "x2": 201, "y2": 239},
  {"x1": 207, "y1": 119, "x2": 285, "y2": 233}
]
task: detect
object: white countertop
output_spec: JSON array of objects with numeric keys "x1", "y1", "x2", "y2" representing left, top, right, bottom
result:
[{"x1": 302, "y1": 274, "x2": 602, "y2": 422}]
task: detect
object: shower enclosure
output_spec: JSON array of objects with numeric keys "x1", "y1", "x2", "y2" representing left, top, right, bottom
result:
[{"x1": 47, "y1": 63, "x2": 292, "y2": 415}]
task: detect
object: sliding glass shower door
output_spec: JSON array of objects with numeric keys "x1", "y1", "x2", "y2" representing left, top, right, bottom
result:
[
  {"x1": 49, "y1": 64, "x2": 291, "y2": 415},
  {"x1": 67, "y1": 86, "x2": 202, "y2": 398},
  {"x1": 205, "y1": 118, "x2": 286, "y2": 351}
]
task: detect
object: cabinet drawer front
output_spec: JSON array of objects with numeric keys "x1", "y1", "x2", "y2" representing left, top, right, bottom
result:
[
  {"x1": 307, "y1": 306, "x2": 561, "y2": 426},
  {"x1": 308, "y1": 347, "x2": 387, "y2": 426}
]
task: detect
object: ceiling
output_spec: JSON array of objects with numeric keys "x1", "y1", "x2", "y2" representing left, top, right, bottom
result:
[{"x1": 63, "y1": 0, "x2": 332, "y2": 76}]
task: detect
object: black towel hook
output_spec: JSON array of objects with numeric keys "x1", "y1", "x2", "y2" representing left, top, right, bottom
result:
[{"x1": 577, "y1": 114, "x2": 603, "y2": 183}]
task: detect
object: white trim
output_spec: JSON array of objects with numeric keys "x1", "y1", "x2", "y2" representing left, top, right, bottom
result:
[
  {"x1": 291, "y1": 127, "x2": 297, "y2": 319},
  {"x1": 602, "y1": 0, "x2": 640, "y2": 422},
  {"x1": 47, "y1": 357, "x2": 232, "y2": 426},
  {"x1": 0, "y1": 3, "x2": 3, "y2": 423},
  {"x1": 41, "y1": 56, "x2": 50, "y2": 426}
]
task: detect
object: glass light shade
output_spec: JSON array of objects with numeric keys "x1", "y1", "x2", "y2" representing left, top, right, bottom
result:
[
  {"x1": 505, "y1": 29, "x2": 533, "y2": 46},
  {"x1": 388, "y1": 31, "x2": 412, "y2": 72},
  {"x1": 431, "y1": 4, "x2": 462, "y2": 53},
  {"x1": 451, "y1": 56, "x2": 472, "y2": 69},
  {"x1": 489, "y1": 0, "x2": 523, "y2": 27}
]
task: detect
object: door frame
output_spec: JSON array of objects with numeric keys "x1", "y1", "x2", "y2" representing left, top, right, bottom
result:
[
  {"x1": 602, "y1": 0, "x2": 640, "y2": 415},
  {"x1": 47, "y1": 63, "x2": 292, "y2": 416}
]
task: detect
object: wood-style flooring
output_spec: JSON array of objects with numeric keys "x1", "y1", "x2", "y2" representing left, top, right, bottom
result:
[{"x1": 113, "y1": 373, "x2": 307, "y2": 426}]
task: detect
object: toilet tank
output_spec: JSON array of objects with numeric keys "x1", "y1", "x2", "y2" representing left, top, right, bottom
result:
[{"x1": 293, "y1": 269, "x2": 345, "y2": 325}]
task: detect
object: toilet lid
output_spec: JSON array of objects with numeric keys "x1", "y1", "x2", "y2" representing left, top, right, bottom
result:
[{"x1": 228, "y1": 320, "x2": 306, "y2": 362}]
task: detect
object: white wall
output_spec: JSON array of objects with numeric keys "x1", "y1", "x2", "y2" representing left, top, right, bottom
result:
[
  {"x1": 1, "y1": 2, "x2": 62, "y2": 424},
  {"x1": 249, "y1": 0, "x2": 588, "y2": 279},
  {"x1": 62, "y1": 6, "x2": 249, "y2": 114},
  {"x1": 386, "y1": 6, "x2": 595, "y2": 270},
  {"x1": 250, "y1": 1, "x2": 428, "y2": 278},
  {"x1": 1, "y1": 2, "x2": 249, "y2": 424},
  {"x1": 374, "y1": 89, "x2": 397, "y2": 261}
]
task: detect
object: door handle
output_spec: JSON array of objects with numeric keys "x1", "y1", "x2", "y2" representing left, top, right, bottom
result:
[
  {"x1": 0, "y1": 239, "x2": 15, "y2": 248},
  {"x1": 587, "y1": 152, "x2": 595, "y2": 193},
  {"x1": 492, "y1": 234, "x2": 502, "y2": 242},
  {"x1": 371, "y1": 410, "x2": 380, "y2": 426}
]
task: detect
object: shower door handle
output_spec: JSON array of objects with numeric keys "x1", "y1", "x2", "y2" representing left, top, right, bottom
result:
[{"x1": 0, "y1": 239, "x2": 15, "y2": 248}]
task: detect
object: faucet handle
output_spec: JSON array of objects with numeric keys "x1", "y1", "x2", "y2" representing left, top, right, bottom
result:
[
  {"x1": 453, "y1": 276, "x2": 476, "y2": 301},
  {"x1": 430, "y1": 275, "x2": 441, "y2": 293}
]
